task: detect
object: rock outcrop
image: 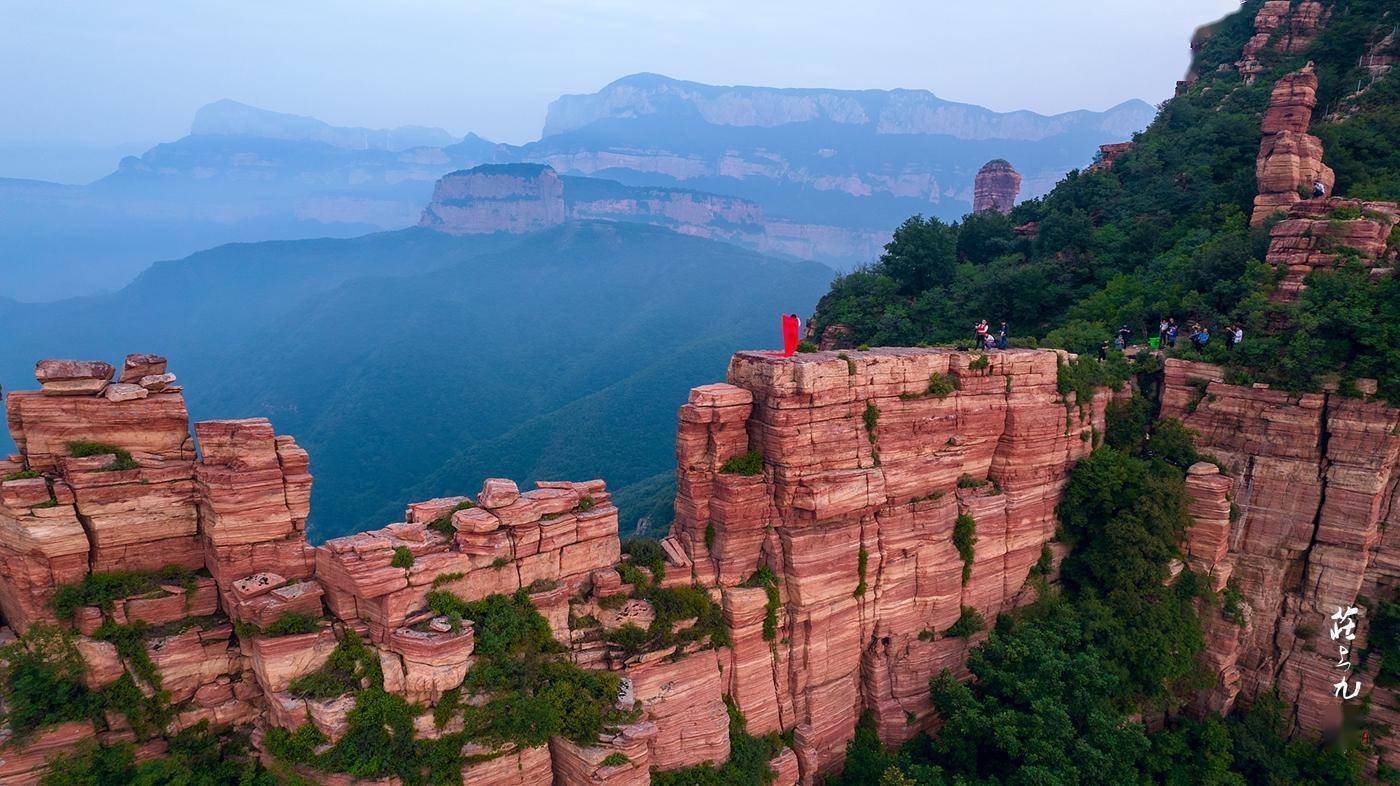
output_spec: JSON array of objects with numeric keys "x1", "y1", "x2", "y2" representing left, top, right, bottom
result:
[
  {"x1": 418, "y1": 163, "x2": 568, "y2": 235},
  {"x1": 1238, "y1": 1, "x2": 1330, "y2": 83},
  {"x1": 1088, "y1": 141, "x2": 1135, "y2": 172},
  {"x1": 1251, "y1": 64, "x2": 1336, "y2": 226},
  {"x1": 1265, "y1": 197, "x2": 1399, "y2": 301},
  {"x1": 1161, "y1": 358, "x2": 1400, "y2": 770},
  {"x1": 971, "y1": 159, "x2": 1021, "y2": 213}
]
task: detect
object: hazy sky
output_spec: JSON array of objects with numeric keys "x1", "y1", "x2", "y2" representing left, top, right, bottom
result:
[{"x1": 3, "y1": 0, "x2": 1241, "y2": 148}]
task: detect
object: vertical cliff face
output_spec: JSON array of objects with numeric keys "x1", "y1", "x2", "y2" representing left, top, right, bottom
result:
[
  {"x1": 415, "y1": 163, "x2": 890, "y2": 266},
  {"x1": 0, "y1": 354, "x2": 737, "y2": 785},
  {"x1": 1162, "y1": 358, "x2": 1400, "y2": 769},
  {"x1": 666, "y1": 348, "x2": 1108, "y2": 779},
  {"x1": 971, "y1": 159, "x2": 1021, "y2": 214},
  {"x1": 1247, "y1": 61, "x2": 1399, "y2": 299},
  {"x1": 417, "y1": 163, "x2": 568, "y2": 235}
]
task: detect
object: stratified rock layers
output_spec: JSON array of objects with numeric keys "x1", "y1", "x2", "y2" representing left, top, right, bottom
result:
[
  {"x1": 1161, "y1": 358, "x2": 1400, "y2": 771},
  {"x1": 1238, "y1": 1, "x2": 1329, "y2": 82},
  {"x1": 971, "y1": 159, "x2": 1021, "y2": 214},
  {"x1": 1266, "y1": 197, "x2": 1398, "y2": 301},
  {"x1": 669, "y1": 348, "x2": 1106, "y2": 779},
  {"x1": 1252, "y1": 64, "x2": 1335, "y2": 226},
  {"x1": 418, "y1": 163, "x2": 567, "y2": 234},
  {"x1": 0, "y1": 347, "x2": 1114, "y2": 784}
]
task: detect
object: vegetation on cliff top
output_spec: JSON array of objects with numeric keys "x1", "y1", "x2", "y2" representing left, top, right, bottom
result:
[
  {"x1": 50, "y1": 565, "x2": 203, "y2": 621},
  {"x1": 810, "y1": 0, "x2": 1400, "y2": 401}
]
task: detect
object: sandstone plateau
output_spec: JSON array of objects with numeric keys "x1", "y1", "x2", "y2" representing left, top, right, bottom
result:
[
  {"x1": 8, "y1": 344, "x2": 1400, "y2": 781},
  {"x1": 417, "y1": 163, "x2": 889, "y2": 267},
  {"x1": 0, "y1": 347, "x2": 1115, "y2": 784}
]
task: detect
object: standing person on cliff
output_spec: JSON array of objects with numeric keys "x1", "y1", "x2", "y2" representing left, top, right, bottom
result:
[
  {"x1": 974, "y1": 320, "x2": 989, "y2": 347},
  {"x1": 1158, "y1": 318, "x2": 1169, "y2": 347},
  {"x1": 781, "y1": 313, "x2": 801, "y2": 357}
]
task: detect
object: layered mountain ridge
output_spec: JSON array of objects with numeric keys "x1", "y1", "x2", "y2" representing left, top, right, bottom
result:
[
  {"x1": 2, "y1": 76, "x2": 1150, "y2": 301},
  {"x1": 544, "y1": 72, "x2": 1154, "y2": 139}
]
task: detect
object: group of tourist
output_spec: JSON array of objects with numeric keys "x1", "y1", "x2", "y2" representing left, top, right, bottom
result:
[
  {"x1": 1157, "y1": 317, "x2": 1243, "y2": 351},
  {"x1": 973, "y1": 320, "x2": 1009, "y2": 350},
  {"x1": 1096, "y1": 318, "x2": 1244, "y2": 360}
]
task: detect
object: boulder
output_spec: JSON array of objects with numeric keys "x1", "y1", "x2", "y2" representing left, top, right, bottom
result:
[
  {"x1": 103, "y1": 383, "x2": 149, "y2": 402},
  {"x1": 477, "y1": 477, "x2": 520, "y2": 509},
  {"x1": 120, "y1": 354, "x2": 168, "y2": 383}
]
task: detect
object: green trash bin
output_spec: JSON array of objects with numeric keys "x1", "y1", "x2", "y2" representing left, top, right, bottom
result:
[{"x1": 1148, "y1": 337, "x2": 1160, "y2": 350}]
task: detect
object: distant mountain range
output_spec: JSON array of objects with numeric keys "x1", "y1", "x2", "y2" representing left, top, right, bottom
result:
[
  {"x1": 0, "y1": 75, "x2": 1154, "y2": 301},
  {"x1": 191, "y1": 99, "x2": 458, "y2": 151}
]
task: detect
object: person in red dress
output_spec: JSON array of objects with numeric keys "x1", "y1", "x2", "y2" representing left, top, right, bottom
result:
[{"x1": 782, "y1": 313, "x2": 801, "y2": 357}]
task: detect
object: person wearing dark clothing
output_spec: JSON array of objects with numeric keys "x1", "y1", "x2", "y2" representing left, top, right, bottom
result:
[
  {"x1": 1098, "y1": 340, "x2": 1109, "y2": 361},
  {"x1": 1117, "y1": 325, "x2": 1131, "y2": 348},
  {"x1": 997, "y1": 322, "x2": 1009, "y2": 350},
  {"x1": 1224, "y1": 325, "x2": 1236, "y2": 351},
  {"x1": 1166, "y1": 323, "x2": 1178, "y2": 349},
  {"x1": 1313, "y1": 180, "x2": 1327, "y2": 198}
]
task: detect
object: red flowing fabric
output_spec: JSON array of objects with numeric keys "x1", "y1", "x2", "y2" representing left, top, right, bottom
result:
[{"x1": 782, "y1": 314, "x2": 799, "y2": 356}]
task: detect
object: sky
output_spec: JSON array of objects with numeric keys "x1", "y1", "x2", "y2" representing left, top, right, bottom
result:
[{"x1": 2, "y1": 0, "x2": 1240, "y2": 159}]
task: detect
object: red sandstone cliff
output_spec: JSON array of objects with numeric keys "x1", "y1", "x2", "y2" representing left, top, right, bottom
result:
[
  {"x1": 1162, "y1": 358, "x2": 1400, "y2": 774},
  {"x1": 13, "y1": 346, "x2": 1400, "y2": 781},
  {"x1": 0, "y1": 347, "x2": 1112, "y2": 785},
  {"x1": 1238, "y1": 1, "x2": 1331, "y2": 83},
  {"x1": 1266, "y1": 197, "x2": 1398, "y2": 301},
  {"x1": 666, "y1": 348, "x2": 1106, "y2": 778}
]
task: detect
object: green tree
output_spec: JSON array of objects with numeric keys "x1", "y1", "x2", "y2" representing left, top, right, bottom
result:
[{"x1": 878, "y1": 216, "x2": 959, "y2": 296}]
